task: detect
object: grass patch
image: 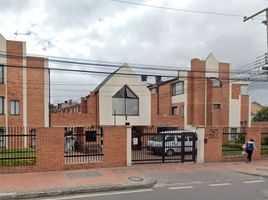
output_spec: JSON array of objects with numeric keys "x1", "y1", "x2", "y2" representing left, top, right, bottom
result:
[{"x1": 0, "y1": 148, "x2": 36, "y2": 167}]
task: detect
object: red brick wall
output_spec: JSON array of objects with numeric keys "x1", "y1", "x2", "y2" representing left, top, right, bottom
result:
[
  {"x1": 151, "y1": 82, "x2": 181, "y2": 127},
  {"x1": 51, "y1": 113, "x2": 95, "y2": 126},
  {"x1": 103, "y1": 126, "x2": 127, "y2": 167},
  {"x1": 252, "y1": 122, "x2": 268, "y2": 127},
  {"x1": 27, "y1": 57, "x2": 45, "y2": 127},
  {"x1": 246, "y1": 127, "x2": 261, "y2": 160},
  {"x1": 188, "y1": 59, "x2": 206, "y2": 126},
  {"x1": 6, "y1": 40, "x2": 23, "y2": 126},
  {"x1": 36, "y1": 127, "x2": 65, "y2": 170},
  {"x1": 241, "y1": 95, "x2": 249, "y2": 123},
  {"x1": 232, "y1": 84, "x2": 240, "y2": 99},
  {"x1": 204, "y1": 127, "x2": 223, "y2": 162},
  {"x1": 219, "y1": 63, "x2": 230, "y2": 127}
]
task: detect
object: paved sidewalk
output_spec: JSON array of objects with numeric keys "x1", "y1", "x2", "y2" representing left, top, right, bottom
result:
[{"x1": 1, "y1": 160, "x2": 268, "y2": 199}]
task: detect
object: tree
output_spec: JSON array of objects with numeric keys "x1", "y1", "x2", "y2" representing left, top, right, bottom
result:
[{"x1": 252, "y1": 106, "x2": 268, "y2": 122}]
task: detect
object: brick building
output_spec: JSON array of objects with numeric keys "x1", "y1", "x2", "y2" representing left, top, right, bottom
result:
[
  {"x1": 0, "y1": 33, "x2": 49, "y2": 129},
  {"x1": 51, "y1": 64, "x2": 151, "y2": 127},
  {"x1": 149, "y1": 53, "x2": 251, "y2": 129}
]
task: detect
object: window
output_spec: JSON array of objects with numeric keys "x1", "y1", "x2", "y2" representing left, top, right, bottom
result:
[
  {"x1": 171, "y1": 106, "x2": 178, "y2": 115},
  {"x1": 0, "y1": 97, "x2": 4, "y2": 115},
  {"x1": 172, "y1": 82, "x2": 184, "y2": 96},
  {"x1": 86, "y1": 131, "x2": 97, "y2": 142},
  {"x1": 10, "y1": 100, "x2": 20, "y2": 115},
  {"x1": 0, "y1": 127, "x2": 5, "y2": 148},
  {"x1": 211, "y1": 78, "x2": 222, "y2": 87},
  {"x1": 241, "y1": 85, "x2": 248, "y2": 95},
  {"x1": 112, "y1": 85, "x2": 139, "y2": 115},
  {"x1": 0, "y1": 65, "x2": 3, "y2": 84},
  {"x1": 213, "y1": 103, "x2": 221, "y2": 109}
]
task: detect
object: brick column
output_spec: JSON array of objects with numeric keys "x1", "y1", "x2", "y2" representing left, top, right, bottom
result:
[
  {"x1": 36, "y1": 127, "x2": 65, "y2": 170},
  {"x1": 103, "y1": 126, "x2": 127, "y2": 167},
  {"x1": 245, "y1": 127, "x2": 262, "y2": 160},
  {"x1": 204, "y1": 127, "x2": 223, "y2": 162}
]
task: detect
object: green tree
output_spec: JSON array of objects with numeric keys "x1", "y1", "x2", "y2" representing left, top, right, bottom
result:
[{"x1": 252, "y1": 106, "x2": 268, "y2": 122}]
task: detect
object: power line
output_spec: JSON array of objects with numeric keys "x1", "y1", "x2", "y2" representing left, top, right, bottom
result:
[
  {"x1": 0, "y1": 52, "x2": 261, "y2": 76},
  {"x1": 109, "y1": 0, "x2": 258, "y2": 19}
]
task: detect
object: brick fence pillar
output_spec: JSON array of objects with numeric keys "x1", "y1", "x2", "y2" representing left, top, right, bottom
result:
[
  {"x1": 36, "y1": 127, "x2": 65, "y2": 170},
  {"x1": 103, "y1": 126, "x2": 127, "y2": 167},
  {"x1": 246, "y1": 127, "x2": 262, "y2": 160},
  {"x1": 204, "y1": 127, "x2": 223, "y2": 162}
]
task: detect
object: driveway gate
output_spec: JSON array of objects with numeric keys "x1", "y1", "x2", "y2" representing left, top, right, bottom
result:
[{"x1": 132, "y1": 130, "x2": 197, "y2": 164}]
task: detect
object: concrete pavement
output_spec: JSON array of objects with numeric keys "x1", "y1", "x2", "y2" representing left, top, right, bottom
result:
[{"x1": 1, "y1": 160, "x2": 268, "y2": 199}]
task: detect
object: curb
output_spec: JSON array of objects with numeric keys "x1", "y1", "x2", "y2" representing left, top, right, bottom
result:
[
  {"x1": 235, "y1": 171, "x2": 268, "y2": 178},
  {"x1": 0, "y1": 178, "x2": 157, "y2": 200}
]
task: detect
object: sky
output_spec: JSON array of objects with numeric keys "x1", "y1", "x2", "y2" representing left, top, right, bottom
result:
[{"x1": 0, "y1": 0, "x2": 268, "y2": 105}]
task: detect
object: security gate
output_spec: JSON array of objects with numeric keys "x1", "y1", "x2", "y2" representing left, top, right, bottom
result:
[{"x1": 132, "y1": 130, "x2": 197, "y2": 164}]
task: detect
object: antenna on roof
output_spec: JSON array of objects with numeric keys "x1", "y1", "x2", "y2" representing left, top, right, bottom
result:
[{"x1": 14, "y1": 31, "x2": 32, "y2": 40}]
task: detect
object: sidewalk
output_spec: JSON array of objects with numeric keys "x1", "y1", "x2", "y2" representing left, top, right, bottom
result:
[{"x1": 1, "y1": 160, "x2": 268, "y2": 200}]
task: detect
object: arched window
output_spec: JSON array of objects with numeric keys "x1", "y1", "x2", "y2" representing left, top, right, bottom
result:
[{"x1": 112, "y1": 85, "x2": 139, "y2": 116}]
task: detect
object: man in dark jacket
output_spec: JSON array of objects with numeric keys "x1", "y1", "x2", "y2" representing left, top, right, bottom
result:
[{"x1": 246, "y1": 139, "x2": 256, "y2": 163}]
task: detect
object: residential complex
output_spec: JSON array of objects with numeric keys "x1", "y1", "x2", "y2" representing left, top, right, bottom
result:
[{"x1": 0, "y1": 33, "x2": 49, "y2": 128}]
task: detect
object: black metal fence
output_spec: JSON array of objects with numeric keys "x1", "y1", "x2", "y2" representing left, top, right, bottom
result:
[
  {"x1": 261, "y1": 128, "x2": 268, "y2": 155},
  {"x1": 222, "y1": 128, "x2": 245, "y2": 157},
  {"x1": 64, "y1": 126, "x2": 104, "y2": 164},
  {"x1": 0, "y1": 127, "x2": 36, "y2": 167},
  {"x1": 132, "y1": 129, "x2": 197, "y2": 164}
]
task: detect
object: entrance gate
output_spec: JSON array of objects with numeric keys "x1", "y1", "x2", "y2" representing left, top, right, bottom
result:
[{"x1": 132, "y1": 130, "x2": 197, "y2": 164}]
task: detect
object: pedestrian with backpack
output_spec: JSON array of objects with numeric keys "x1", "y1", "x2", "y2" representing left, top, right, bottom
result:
[{"x1": 245, "y1": 139, "x2": 256, "y2": 163}]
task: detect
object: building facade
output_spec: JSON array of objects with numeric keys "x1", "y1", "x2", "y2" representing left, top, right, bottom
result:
[
  {"x1": 0, "y1": 33, "x2": 49, "y2": 129},
  {"x1": 150, "y1": 53, "x2": 251, "y2": 129},
  {"x1": 52, "y1": 64, "x2": 151, "y2": 127}
]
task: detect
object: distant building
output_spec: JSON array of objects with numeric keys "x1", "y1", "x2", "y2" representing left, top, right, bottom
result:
[{"x1": 251, "y1": 101, "x2": 263, "y2": 118}]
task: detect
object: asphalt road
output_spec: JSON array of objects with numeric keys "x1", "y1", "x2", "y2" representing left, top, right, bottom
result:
[{"x1": 40, "y1": 177, "x2": 268, "y2": 200}]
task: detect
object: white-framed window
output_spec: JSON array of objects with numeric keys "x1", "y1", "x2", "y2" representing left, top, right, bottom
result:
[
  {"x1": 112, "y1": 85, "x2": 139, "y2": 116},
  {"x1": 171, "y1": 106, "x2": 178, "y2": 115},
  {"x1": 211, "y1": 78, "x2": 222, "y2": 87},
  {"x1": 241, "y1": 85, "x2": 248, "y2": 95},
  {"x1": 10, "y1": 100, "x2": 20, "y2": 115},
  {"x1": 0, "y1": 97, "x2": 4, "y2": 115},
  {"x1": 172, "y1": 81, "x2": 184, "y2": 96},
  {"x1": 213, "y1": 103, "x2": 221, "y2": 109}
]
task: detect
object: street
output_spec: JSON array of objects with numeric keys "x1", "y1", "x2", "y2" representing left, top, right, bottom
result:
[{"x1": 38, "y1": 171, "x2": 268, "y2": 200}]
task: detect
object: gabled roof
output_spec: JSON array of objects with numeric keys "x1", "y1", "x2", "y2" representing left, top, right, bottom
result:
[{"x1": 93, "y1": 63, "x2": 129, "y2": 92}]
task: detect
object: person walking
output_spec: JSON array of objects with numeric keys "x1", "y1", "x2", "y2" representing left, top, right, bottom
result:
[{"x1": 245, "y1": 139, "x2": 256, "y2": 163}]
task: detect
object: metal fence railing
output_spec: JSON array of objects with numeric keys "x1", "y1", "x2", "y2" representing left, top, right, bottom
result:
[
  {"x1": 64, "y1": 126, "x2": 104, "y2": 164},
  {"x1": 222, "y1": 132, "x2": 245, "y2": 157},
  {"x1": 0, "y1": 127, "x2": 36, "y2": 167},
  {"x1": 261, "y1": 128, "x2": 268, "y2": 155}
]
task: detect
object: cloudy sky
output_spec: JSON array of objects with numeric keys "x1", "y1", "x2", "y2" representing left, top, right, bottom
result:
[{"x1": 0, "y1": 0, "x2": 268, "y2": 105}]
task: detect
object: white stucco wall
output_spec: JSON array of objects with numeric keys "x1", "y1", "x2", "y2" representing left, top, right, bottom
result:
[
  {"x1": 99, "y1": 66, "x2": 151, "y2": 126},
  {"x1": 229, "y1": 98, "x2": 241, "y2": 127},
  {"x1": 205, "y1": 53, "x2": 219, "y2": 78},
  {"x1": 0, "y1": 34, "x2": 8, "y2": 131}
]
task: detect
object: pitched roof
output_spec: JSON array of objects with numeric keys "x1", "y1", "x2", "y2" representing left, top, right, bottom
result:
[{"x1": 93, "y1": 63, "x2": 129, "y2": 92}]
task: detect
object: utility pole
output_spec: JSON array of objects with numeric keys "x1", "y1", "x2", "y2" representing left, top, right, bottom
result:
[
  {"x1": 244, "y1": 8, "x2": 268, "y2": 73},
  {"x1": 244, "y1": 8, "x2": 268, "y2": 52}
]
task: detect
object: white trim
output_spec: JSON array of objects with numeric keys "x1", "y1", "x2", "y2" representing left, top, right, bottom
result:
[
  {"x1": 22, "y1": 42, "x2": 27, "y2": 147},
  {"x1": 126, "y1": 126, "x2": 132, "y2": 166},
  {"x1": 44, "y1": 60, "x2": 49, "y2": 127}
]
